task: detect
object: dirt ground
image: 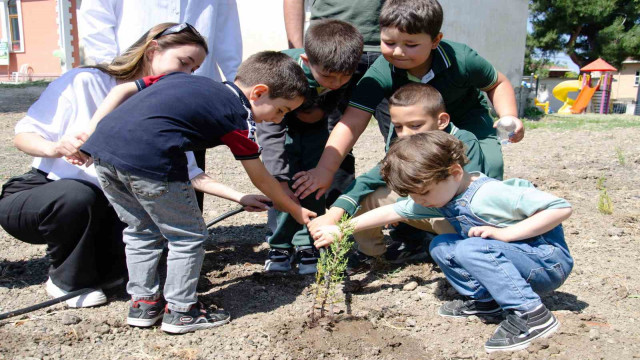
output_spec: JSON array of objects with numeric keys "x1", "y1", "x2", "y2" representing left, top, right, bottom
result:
[{"x1": 0, "y1": 85, "x2": 639, "y2": 360}]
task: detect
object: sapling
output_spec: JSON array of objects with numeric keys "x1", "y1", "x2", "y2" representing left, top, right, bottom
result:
[{"x1": 310, "y1": 215, "x2": 355, "y2": 322}]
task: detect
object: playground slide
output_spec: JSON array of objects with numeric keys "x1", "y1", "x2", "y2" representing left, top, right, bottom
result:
[
  {"x1": 570, "y1": 83, "x2": 599, "y2": 114},
  {"x1": 552, "y1": 80, "x2": 581, "y2": 114}
]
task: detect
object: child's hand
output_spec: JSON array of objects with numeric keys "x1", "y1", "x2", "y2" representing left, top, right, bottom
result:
[
  {"x1": 308, "y1": 208, "x2": 344, "y2": 236},
  {"x1": 292, "y1": 206, "x2": 317, "y2": 225},
  {"x1": 291, "y1": 167, "x2": 333, "y2": 200},
  {"x1": 468, "y1": 226, "x2": 511, "y2": 241},
  {"x1": 494, "y1": 116, "x2": 525, "y2": 143},
  {"x1": 239, "y1": 194, "x2": 271, "y2": 212},
  {"x1": 54, "y1": 132, "x2": 88, "y2": 159},
  {"x1": 313, "y1": 225, "x2": 341, "y2": 249}
]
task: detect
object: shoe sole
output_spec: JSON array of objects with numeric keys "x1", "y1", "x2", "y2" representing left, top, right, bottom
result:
[
  {"x1": 297, "y1": 264, "x2": 317, "y2": 275},
  {"x1": 484, "y1": 318, "x2": 560, "y2": 353},
  {"x1": 264, "y1": 259, "x2": 292, "y2": 272},
  {"x1": 127, "y1": 314, "x2": 164, "y2": 327},
  {"x1": 438, "y1": 308, "x2": 504, "y2": 318},
  {"x1": 161, "y1": 317, "x2": 231, "y2": 334}
]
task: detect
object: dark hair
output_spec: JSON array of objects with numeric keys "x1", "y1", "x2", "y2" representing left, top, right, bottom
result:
[
  {"x1": 235, "y1": 51, "x2": 308, "y2": 100},
  {"x1": 88, "y1": 22, "x2": 208, "y2": 81},
  {"x1": 380, "y1": 0, "x2": 443, "y2": 38},
  {"x1": 304, "y1": 19, "x2": 364, "y2": 74},
  {"x1": 389, "y1": 83, "x2": 446, "y2": 118},
  {"x1": 380, "y1": 131, "x2": 468, "y2": 196}
]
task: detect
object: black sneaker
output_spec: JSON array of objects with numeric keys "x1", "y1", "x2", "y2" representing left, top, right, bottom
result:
[
  {"x1": 295, "y1": 246, "x2": 319, "y2": 275},
  {"x1": 384, "y1": 238, "x2": 431, "y2": 264},
  {"x1": 127, "y1": 298, "x2": 165, "y2": 327},
  {"x1": 264, "y1": 248, "x2": 294, "y2": 272},
  {"x1": 438, "y1": 298, "x2": 503, "y2": 318},
  {"x1": 161, "y1": 302, "x2": 230, "y2": 334},
  {"x1": 345, "y1": 250, "x2": 376, "y2": 275},
  {"x1": 484, "y1": 304, "x2": 559, "y2": 353}
]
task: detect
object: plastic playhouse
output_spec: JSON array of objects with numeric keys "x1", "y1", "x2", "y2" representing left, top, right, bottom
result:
[{"x1": 552, "y1": 58, "x2": 617, "y2": 114}]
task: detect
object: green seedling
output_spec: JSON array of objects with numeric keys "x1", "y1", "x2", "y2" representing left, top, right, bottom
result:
[
  {"x1": 598, "y1": 188, "x2": 613, "y2": 215},
  {"x1": 311, "y1": 215, "x2": 355, "y2": 322},
  {"x1": 596, "y1": 176, "x2": 606, "y2": 190},
  {"x1": 615, "y1": 147, "x2": 626, "y2": 166}
]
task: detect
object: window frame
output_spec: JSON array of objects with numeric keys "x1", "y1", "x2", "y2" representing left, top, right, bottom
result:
[
  {"x1": 634, "y1": 70, "x2": 639, "y2": 87},
  {"x1": 7, "y1": 0, "x2": 24, "y2": 53}
]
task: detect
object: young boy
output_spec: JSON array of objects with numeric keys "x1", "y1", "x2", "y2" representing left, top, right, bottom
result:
[
  {"x1": 258, "y1": 19, "x2": 363, "y2": 274},
  {"x1": 80, "y1": 51, "x2": 316, "y2": 334},
  {"x1": 313, "y1": 131, "x2": 574, "y2": 353},
  {"x1": 292, "y1": 0, "x2": 522, "y2": 201},
  {"x1": 309, "y1": 83, "x2": 495, "y2": 272}
]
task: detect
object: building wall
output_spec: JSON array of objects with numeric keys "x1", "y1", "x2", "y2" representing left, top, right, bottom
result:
[
  {"x1": 236, "y1": 0, "x2": 528, "y2": 87},
  {"x1": 611, "y1": 63, "x2": 640, "y2": 101},
  {"x1": 5, "y1": 0, "x2": 61, "y2": 75}
]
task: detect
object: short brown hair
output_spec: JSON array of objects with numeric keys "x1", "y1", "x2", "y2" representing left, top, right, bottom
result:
[
  {"x1": 235, "y1": 51, "x2": 308, "y2": 100},
  {"x1": 380, "y1": 0, "x2": 443, "y2": 39},
  {"x1": 381, "y1": 131, "x2": 468, "y2": 196},
  {"x1": 305, "y1": 19, "x2": 364, "y2": 74},
  {"x1": 389, "y1": 83, "x2": 446, "y2": 118}
]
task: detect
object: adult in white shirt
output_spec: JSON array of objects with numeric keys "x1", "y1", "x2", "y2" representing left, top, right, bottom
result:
[
  {"x1": 78, "y1": 0, "x2": 242, "y2": 82},
  {"x1": 0, "y1": 23, "x2": 238, "y2": 308}
]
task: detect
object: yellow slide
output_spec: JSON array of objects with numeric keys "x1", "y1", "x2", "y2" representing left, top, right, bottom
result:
[{"x1": 552, "y1": 80, "x2": 581, "y2": 114}]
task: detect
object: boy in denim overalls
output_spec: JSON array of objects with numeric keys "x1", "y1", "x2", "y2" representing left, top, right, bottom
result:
[{"x1": 312, "y1": 131, "x2": 574, "y2": 353}]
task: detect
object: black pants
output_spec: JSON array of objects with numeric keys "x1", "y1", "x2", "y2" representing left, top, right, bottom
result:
[{"x1": 0, "y1": 169, "x2": 126, "y2": 291}]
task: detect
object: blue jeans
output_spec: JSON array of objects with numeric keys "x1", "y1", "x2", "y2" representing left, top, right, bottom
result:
[
  {"x1": 429, "y1": 225, "x2": 573, "y2": 312},
  {"x1": 94, "y1": 160, "x2": 207, "y2": 312}
]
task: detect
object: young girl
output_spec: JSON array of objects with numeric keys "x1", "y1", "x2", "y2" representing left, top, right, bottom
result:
[
  {"x1": 0, "y1": 22, "x2": 268, "y2": 308},
  {"x1": 313, "y1": 131, "x2": 574, "y2": 353}
]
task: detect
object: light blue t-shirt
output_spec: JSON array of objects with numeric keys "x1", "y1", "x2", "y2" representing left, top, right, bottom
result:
[{"x1": 394, "y1": 174, "x2": 571, "y2": 227}]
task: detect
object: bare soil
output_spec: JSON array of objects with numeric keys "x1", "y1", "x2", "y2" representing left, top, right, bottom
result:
[{"x1": 0, "y1": 86, "x2": 639, "y2": 360}]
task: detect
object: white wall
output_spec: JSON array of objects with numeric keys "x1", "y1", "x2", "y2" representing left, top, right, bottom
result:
[{"x1": 236, "y1": 0, "x2": 528, "y2": 87}]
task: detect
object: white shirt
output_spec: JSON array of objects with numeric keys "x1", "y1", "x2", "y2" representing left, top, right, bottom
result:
[
  {"x1": 15, "y1": 68, "x2": 203, "y2": 186},
  {"x1": 78, "y1": 0, "x2": 242, "y2": 81}
]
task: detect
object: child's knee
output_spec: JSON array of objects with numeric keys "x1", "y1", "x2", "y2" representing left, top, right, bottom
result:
[
  {"x1": 429, "y1": 233, "x2": 462, "y2": 262},
  {"x1": 453, "y1": 237, "x2": 487, "y2": 266}
]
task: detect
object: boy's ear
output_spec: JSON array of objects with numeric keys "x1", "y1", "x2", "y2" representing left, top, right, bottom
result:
[
  {"x1": 450, "y1": 163, "x2": 464, "y2": 180},
  {"x1": 431, "y1": 33, "x2": 443, "y2": 49},
  {"x1": 300, "y1": 53, "x2": 310, "y2": 67},
  {"x1": 249, "y1": 84, "x2": 270, "y2": 101},
  {"x1": 437, "y1": 112, "x2": 450, "y2": 130}
]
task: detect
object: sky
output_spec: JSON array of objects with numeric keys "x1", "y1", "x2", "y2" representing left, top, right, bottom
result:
[{"x1": 527, "y1": 20, "x2": 581, "y2": 72}]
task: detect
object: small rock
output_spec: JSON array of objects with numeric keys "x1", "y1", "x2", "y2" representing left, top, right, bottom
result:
[
  {"x1": 589, "y1": 328, "x2": 601, "y2": 341},
  {"x1": 607, "y1": 227, "x2": 624, "y2": 237},
  {"x1": 403, "y1": 281, "x2": 418, "y2": 291},
  {"x1": 61, "y1": 314, "x2": 81, "y2": 325},
  {"x1": 616, "y1": 287, "x2": 629, "y2": 299},
  {"x1": 406, "y1": 319, "x2": 417, "y2": 327},
  {"x1": 95, "y1": 323, "x2": 110, "y2": 335}
]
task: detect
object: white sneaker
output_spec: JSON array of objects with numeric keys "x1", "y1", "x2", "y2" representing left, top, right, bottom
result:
[{"x1": 45, "y1": 278, "x2": 107, "y2": 308}]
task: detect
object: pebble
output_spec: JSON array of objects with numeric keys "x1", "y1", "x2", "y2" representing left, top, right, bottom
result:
[
  {"x1": 589, "y1": 328, "x2": 601, "y2": 341},
  {"x1": 61, "y1": 314, "x2": 81, "y2": 325},
  {"x1": 406, "y1": 319, "x2": 417, "y2": 327},
  {"x1": 403, "y1": 281, "x2": 418, "y2": 291},
  {"x1": 607, "y1": 227, "x2": 624, "y2": 237},
  {"x1": 616, "y1": 287, "x2": 629, "y2": 299}
]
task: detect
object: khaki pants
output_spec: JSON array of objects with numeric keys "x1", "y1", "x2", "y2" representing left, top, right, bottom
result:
[{"x1": 353, "y1": 186, "x2": 455, "y2": 256}]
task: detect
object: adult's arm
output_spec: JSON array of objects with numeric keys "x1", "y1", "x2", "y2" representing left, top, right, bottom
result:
[
  {"x1": 212, "y1": 0, "x2": 243, "y2": 80},
  {"x1": 78, "y1": 0, "x2": 119, "y2": 64},
  {"x1": 283, "y1": 0, "x2": 305, "y2": 49}
]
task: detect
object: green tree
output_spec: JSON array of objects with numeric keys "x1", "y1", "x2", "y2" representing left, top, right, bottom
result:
[{"x1": 528, "y1": 0, "x2": 640, "y2": 69}]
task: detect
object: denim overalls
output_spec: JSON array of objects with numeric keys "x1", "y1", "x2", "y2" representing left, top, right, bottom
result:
[{"x1": 429, "y1": 176, "x2": 574, "y2": 312}]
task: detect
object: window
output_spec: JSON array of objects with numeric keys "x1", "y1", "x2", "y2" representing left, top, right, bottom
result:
[
  {"x1": 8, "y1": 0, "x2": 23, "y2": 52},
  {"x1": 635, "y1": 71, "x2": 639, "y2": 87}
]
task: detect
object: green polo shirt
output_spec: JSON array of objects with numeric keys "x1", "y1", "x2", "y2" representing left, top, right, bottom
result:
[
  {"x1": 332, "y1": 123, "x2": 487, "y2": 215},
  {"x1": 310, "y1": 0, "x2": 382, "y2": 52},
  {"x1": 348, "y1": 40, "x2": 499, "y2": 138}
]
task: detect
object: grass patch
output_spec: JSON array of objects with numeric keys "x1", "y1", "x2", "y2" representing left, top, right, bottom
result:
[
  {"x1": 0, "y1": 80, "x2": 50, "y2": 89},
  {"x1": 524, "y1": 114, "x2": 640, "y2": 131}
]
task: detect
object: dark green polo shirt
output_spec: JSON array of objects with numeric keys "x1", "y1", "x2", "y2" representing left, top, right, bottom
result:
[
  {"x1": 348, "y1": 40, "x2": 499, "y2": 138},
  {"x1": 310, "y1": 0, "x2": 383, "y2": 52}
]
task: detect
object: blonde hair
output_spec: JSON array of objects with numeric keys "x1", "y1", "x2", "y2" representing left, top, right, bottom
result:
[{"x1": 87, "y1": 22, "x2": 208, "y2": 81}]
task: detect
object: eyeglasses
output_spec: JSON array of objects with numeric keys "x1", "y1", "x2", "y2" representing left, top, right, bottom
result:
[{"x1": 153, "y1": 23, "x2": 201, "y2": 40}]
